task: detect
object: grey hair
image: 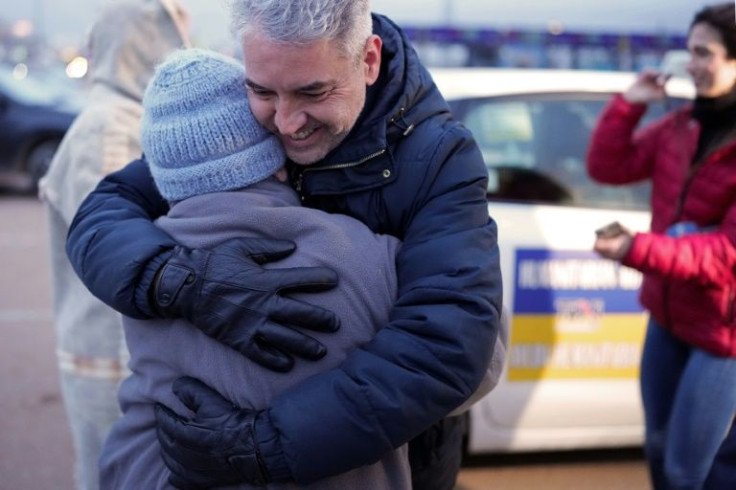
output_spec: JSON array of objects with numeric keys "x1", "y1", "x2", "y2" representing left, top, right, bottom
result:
[{"x1": 228, "y1": 0, "x2": 373, "y2": 59}]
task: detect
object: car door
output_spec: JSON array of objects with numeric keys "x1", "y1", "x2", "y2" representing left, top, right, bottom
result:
[{"x1": 449, "y1": 93, "x2": 688, "y2": 453}]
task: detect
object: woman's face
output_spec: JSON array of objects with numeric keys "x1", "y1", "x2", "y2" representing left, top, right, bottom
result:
[{"x1": 686, "y1": 22, "x2": 736, "y2": 97}]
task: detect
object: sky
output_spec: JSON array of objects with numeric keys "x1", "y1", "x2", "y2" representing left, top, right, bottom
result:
[{"x1": 1, "y1": 0, "x2": 715, "y2": 51}]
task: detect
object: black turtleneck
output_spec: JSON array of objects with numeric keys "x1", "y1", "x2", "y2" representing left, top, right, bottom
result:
[{"x1": 690, "y1": 85, "x2": 736, "y2": 164}]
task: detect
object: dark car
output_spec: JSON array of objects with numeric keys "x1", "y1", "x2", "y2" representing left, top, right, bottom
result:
[{"x1": 0, "y1": 67, "x2": 83, "y2": 192}]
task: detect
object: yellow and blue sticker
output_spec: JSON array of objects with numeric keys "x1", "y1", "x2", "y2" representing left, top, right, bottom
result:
[{"x1": 508, "y1": 249, "x2": 647, "y2": 381}]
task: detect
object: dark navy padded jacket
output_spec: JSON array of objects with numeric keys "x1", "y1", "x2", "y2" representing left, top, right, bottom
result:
[{"x1": 67, "y1": 14, "x2": 502, "y2": 484}]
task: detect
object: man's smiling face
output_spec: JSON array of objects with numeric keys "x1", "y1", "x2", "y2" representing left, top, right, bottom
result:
[{"x1": 242, "y1": 32, "x2": 382, "y2": 165}]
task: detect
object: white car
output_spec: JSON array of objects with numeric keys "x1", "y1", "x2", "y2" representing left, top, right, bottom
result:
[{"x1": 430, "y1": 68, "x2": 695, "y2": 454}]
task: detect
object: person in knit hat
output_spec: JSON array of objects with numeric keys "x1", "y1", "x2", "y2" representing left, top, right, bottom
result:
[
  {"x1": 99, "y1": 48, "x2": 412, "y2": 490},
  {"x1": 141, "y1": 48, "x2": 287, "y2": 201}
]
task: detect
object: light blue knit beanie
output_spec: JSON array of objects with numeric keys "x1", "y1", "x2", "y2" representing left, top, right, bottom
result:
[{"x1": 141, "y1": 48, "x2": 285, "y2": 201}]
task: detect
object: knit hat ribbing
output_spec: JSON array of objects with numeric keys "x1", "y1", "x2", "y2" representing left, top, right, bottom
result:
[{"x1": 141, "y1": 48, "x2": 285, "y2": 201}]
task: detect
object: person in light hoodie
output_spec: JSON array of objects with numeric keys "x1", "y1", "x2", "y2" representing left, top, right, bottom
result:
[{"x1": 38, "y1": 1, "x2": 189, "y2": 488}]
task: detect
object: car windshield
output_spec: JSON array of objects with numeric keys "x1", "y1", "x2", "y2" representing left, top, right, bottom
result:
[{"x1": 450, "y1": 93, "x2": 689, "y2": 211}]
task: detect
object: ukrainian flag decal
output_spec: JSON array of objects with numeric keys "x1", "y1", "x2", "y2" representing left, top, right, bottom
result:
[{"x1": 509, "y1": 248, "x2": 647, "y2": 381}]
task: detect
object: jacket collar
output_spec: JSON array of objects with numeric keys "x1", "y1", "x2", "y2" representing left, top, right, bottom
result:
[{"x1": 673, "y1": 103, "x2": 736, "y2": 167}]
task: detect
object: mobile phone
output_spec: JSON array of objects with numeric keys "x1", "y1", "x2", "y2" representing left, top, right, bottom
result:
[{"x1": 595, "y1": 221, "x2": 624, "y2": 238}]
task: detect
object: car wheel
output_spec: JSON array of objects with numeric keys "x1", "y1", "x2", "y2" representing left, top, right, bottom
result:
[{"x1": 25, "y1": 139, "x2": 61, "y2": 192}]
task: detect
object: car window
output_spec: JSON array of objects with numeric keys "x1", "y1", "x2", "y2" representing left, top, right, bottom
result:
[{"x1": 450, "y1": 93, "x2": 688, "y2": 210}]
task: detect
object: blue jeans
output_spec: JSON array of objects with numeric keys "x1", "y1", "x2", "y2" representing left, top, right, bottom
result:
[
  {"x1": 640, "y1": 318, "x2": 736, "y2": 490},
  {"x1": 705, "y1": 422, "x2": 736, "y2": 489}
]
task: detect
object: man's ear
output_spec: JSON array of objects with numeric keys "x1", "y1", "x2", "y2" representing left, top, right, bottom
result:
[{"x1": 363, "y1": 35, "x2": 382, "y2": 86}]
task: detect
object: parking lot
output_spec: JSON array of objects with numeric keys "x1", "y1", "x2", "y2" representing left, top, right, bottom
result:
[{"x1": 0, "y1": 195, "x2": 650, "y2": 489}]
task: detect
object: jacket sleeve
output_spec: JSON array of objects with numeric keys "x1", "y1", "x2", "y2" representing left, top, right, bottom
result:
[
  {"x1": 623, "y1": 204, "x2": 736, "y2": 287},
  {"x1": 260, "y1": 125, "x2": 502, "y2": 484},
  {"x1": 586, "y1": 94, "x2": 668, "y2": 185},
  {"x1": 66, "y1": 158, "x2": 176, "y2": 318}
]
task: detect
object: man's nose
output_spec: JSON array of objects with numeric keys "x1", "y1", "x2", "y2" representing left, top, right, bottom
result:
[{"x1": 274, "y1": 99, "x2": 307, "y2": 135}]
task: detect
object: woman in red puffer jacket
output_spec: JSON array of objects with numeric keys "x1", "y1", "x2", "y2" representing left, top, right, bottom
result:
[{"x1": 587, "y1": 3, "x2": 736, "y2": 489}]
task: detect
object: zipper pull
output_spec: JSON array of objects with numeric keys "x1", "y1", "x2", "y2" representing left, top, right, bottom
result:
[
  {"x1": 390, "y1": 107, "x2": 415, "y2": 137},
  {"x1": 294, "y1": 170, "x2": 306, "y2": 201}
]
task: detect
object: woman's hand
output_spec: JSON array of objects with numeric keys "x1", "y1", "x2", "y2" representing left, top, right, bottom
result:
[{"x1": 623, "y1": 68, "x2": 671, "y2": 105}]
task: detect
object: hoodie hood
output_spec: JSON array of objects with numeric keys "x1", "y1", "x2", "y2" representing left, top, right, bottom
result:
[
  {"x1": 87, "y1": 0, "x2": 187, "y2": 102},
  {"x1": 39, "y1": 0, "x2": 187, "y2": 218}
]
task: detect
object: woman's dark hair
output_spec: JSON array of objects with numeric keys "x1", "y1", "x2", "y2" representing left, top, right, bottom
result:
[{"x1": 691, "y1": 3, "x2": 736, "y2": 59}]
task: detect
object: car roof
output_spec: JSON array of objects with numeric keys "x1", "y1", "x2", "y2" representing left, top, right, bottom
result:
[{"x1": 429, "y1": 68, "x2": 695, "y2": 100}]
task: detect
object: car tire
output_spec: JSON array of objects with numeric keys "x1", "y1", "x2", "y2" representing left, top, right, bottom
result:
[{"x1": 25, "y1": 139, "x2": 61, "y2": 193}]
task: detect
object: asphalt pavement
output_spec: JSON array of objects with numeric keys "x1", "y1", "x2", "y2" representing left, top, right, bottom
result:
[{"x1": 0, "y1": 194, "x2": 75, "y2": 490}]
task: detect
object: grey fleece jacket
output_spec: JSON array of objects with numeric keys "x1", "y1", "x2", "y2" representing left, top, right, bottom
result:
[{"x1": 100, "y1": 179, "x2": 409, "y2": 490}]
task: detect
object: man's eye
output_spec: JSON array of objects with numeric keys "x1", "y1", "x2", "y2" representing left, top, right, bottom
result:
[{"x1": 304, "y1": 91, "x2": 328, "y2": 99}]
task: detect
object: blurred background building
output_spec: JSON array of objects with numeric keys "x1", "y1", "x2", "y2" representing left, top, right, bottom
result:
[{"x1": 0, "y1": 0, "x2": 710, "y2": 90}]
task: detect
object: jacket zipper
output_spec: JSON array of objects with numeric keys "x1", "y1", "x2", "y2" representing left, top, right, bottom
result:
[
  {"x1": 294, "y1": 148, "x2": 387, "y2": 199},
  {"x1": 725, "y1": 284, "x2": 736, "y2": 326},
  {"x1": 670, "y1": 161, "x2": 704, "y2": 229},
  {"x1": 389, "y1": 107, "x2": 415, "y2": 136},
  {"x1": 292, "y1": 107, "x2": 414, "y2": 198}
]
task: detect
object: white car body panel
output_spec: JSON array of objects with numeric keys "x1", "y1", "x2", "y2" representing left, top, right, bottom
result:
[{"x1": 431, "y1": 68, "x2": 695, "y2": 100}]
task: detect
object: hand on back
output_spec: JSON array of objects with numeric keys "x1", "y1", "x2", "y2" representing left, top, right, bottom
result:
[{"x1": 153, "y1": 236, "x2": 340, "y2": 372}]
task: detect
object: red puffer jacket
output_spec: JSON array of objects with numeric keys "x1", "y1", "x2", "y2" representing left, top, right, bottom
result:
[{"x1": 587, "y1": 94, "x2": 736, "y2": 357}]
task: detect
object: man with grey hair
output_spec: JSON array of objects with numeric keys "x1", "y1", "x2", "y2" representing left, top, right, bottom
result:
[{"x1": 66, "y1": 0, "x2": 503, "y2": 488}]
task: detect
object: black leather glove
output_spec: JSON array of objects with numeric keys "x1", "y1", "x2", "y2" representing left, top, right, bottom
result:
[
  {"x1": 153, "y1": 236, "x2": 339, "y2": 372},
  {"x1": 155, "y1": 377, "x2": 270, "y2": 489}
]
